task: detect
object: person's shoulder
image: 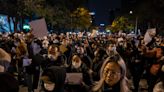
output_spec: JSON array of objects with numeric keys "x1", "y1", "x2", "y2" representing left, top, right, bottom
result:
[
  {"x1": 0, "y1": 72, "x2": 16, "y2": 79},
  {"x1": 0, "y1": 72, "x2": 19, "y2": 87},
  {"x1": 153, "y1": 81, "x2": 164, "y2": 92}
]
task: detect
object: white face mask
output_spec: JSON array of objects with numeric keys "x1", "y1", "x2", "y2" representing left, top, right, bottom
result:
[
  {"x1": 14, "y1": 41, "x2": 19, "y2": 46},
  {"x1": 48, "y1": 54, "x2": 57, "y2": 60},
  {"x1": 156, "y1": 42, "x2": 161, "y2": 45},
  {"x1": 108, "y1": 46, "x2": 116, "y2": 51},
  {"x1": 42, "y1": 40, "x2": 49, "y2": 49},
  {"x1": 72, "y1": 61, "x2": 81, "y2": 69},
  {"x1": 44, "y1": 83, "x2": 55, "y2": 91},
  {"x1": 43, "y1": 44, "x2": 48, "y2": 49},
  {"x1": 119, "y1": 42, "x2": 123, "y2": 46}
]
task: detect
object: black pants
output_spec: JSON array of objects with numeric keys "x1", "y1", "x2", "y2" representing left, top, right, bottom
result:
[{"x1": 130, "y1": 62, "x2": 144, "y2": 92}]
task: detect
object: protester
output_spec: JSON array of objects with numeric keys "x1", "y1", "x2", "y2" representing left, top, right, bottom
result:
[
  {"x1": 41, "y1": 44, "x2": 64, "y2": 69},
  {"x1": 92, "y1": 54, "x2": 130, "y2": 92},
  {"x1": 25, "y1": 39, "x2": 44, "y2": 92},
  {"x1": 0, "y1": 30, "x2": 164, "y2": 92},
  {"x1": 92, "y1": 47, "x2": 107, "y2": 81},
  {"x1": 66, "y1": 54, "x2": 92, "y2": 92},
  {"x1": 0, "y1": 48, "x2": 19, "y2": 92},
  {"x1": 41, "y1": 66, "x2": 66, "y2": 92},
  {"x1": 153, "y1": 64, "x2": 164, "y2": 92},
  {"x1": 141, "y1": 45, "x2": 164, "y2": 92}
]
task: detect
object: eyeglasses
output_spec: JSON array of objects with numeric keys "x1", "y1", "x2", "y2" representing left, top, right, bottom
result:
[
  {"x1": 104, "y1": 70, "x2": 121, "y2": 77},
  {"x1": 72, "y1": 58, "x2": 80, "y2": 63}
]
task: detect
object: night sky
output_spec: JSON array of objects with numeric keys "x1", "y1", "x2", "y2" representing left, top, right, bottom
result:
[{"x1": 88, "y1": 0, "x2": 121, "y2": 26}]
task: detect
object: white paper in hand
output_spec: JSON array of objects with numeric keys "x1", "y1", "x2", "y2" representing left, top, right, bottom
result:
[
  {"x1": 29, "y1": 18, "x2": 48, "y2": 38},
  {"x1": 65, "y1": 73, "x2": 83, "y2": 85},
  {"x1": 144, "y1": 28, "x2": 156, "y2": 45},
  {"x1": 23, "y1": 59, "x2": 32, "y2": 67}
]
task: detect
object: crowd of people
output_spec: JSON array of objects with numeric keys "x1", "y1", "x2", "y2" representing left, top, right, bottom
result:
[{"x1": 0, "y1": 31, "x2": 163, "y2": 92}]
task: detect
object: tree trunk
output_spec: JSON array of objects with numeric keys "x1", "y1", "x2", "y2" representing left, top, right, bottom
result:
[
  {"x1": 12, "y1": 17, "x2": 18, "y2": 33},
  {"x1": 19, "y1": 17, "x2": 22, "y2": 31},
  {"x1": 7, "y1": 16, "x2": 12, "y2": 32},
  {"x1": 19, "y1": 16, "x2": 25, "y2": 32}
]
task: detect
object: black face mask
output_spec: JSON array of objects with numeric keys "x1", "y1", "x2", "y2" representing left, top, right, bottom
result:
[{"x1": 0, "y1": 60, "x2": 10, "y2": 72}]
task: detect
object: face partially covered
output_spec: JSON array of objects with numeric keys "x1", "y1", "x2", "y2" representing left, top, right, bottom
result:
[
  {"x1": 41, "y1": 75, "x2": 55, "y2": 91},
  {"x1": 71, "y1": 55, "x2": 82, "y2": 69},
  {"x1": 103, "y1": 62, "x2": 121, "y2": 87},
  {"x1": 48, "y1": 45, "x2": 60, "y2": 60},
  {"x1": 44, "y1": 82, "x2": 55, "y2": 91},
  {"x1": 108, "y1": 44, "x2": 116, "y2": 51}
]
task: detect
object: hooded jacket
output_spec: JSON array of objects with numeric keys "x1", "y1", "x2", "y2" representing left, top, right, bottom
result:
[
  {"x1": 41, "y1": 66, "x2": 66, "y2": 92},
  {"x1": 0, "y1": 72, "x2": 19, "y2": 92}
]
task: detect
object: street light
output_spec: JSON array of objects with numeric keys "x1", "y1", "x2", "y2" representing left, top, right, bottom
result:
[
  {"x1": 89, "y1": 12, "x2": 95, "y2": 16},
  {"x1": 89, "y1": 12, "x2": 95, "y2": 25},
  {"x1": 89, "y1": 12, "x2": 96, "y2": 31},
  {"x1": 100, "y1": 24, "x2": 105, "y2": 26},
  {"x1": 129, "y1": 10, "x2": 133, "y2": 14},
  {"x1": 129, "y1": 10, "x2": 138, "y2": 35}
]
